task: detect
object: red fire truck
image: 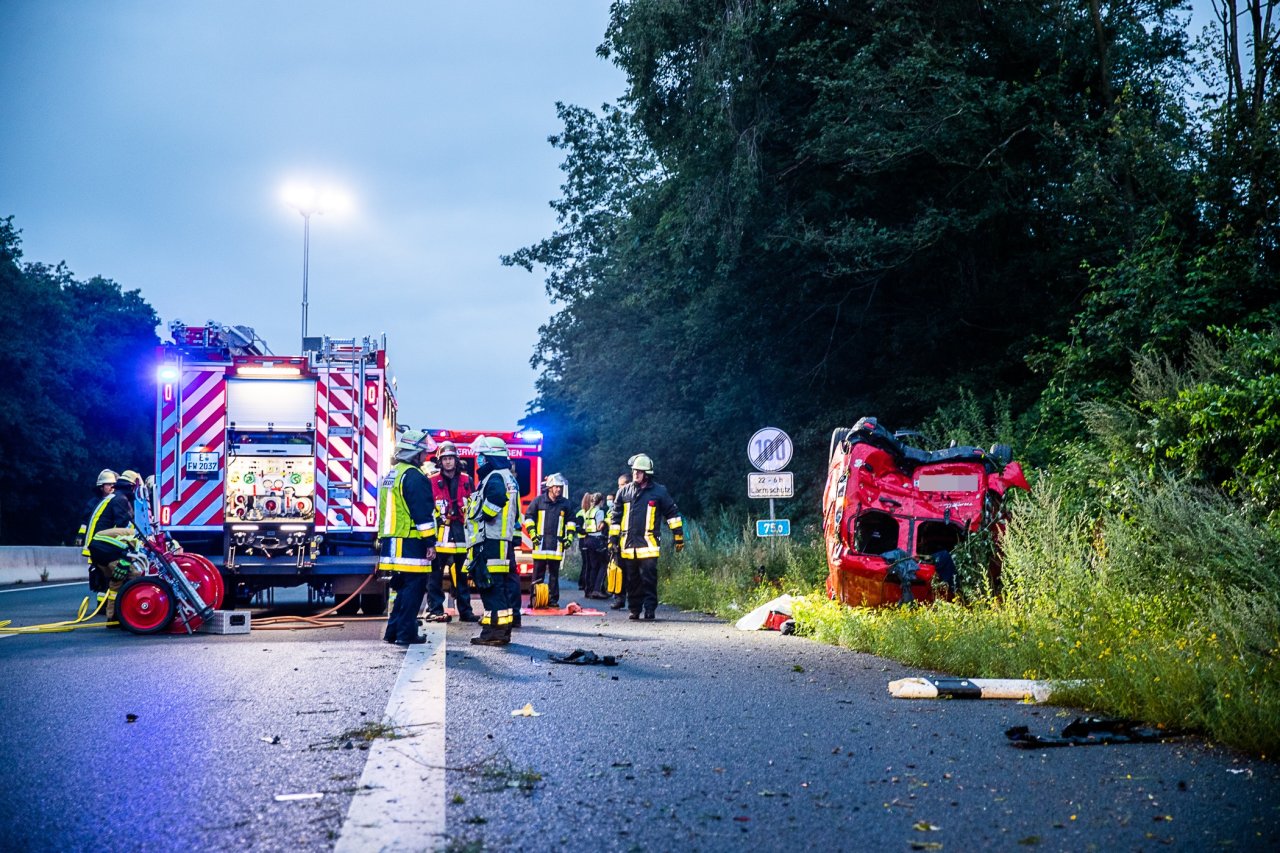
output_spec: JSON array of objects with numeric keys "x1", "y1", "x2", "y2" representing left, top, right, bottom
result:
[
  {"x1": 155, "y1": 321, "x2": 398, "y2": 613},
  {"x1": 424, "y1": 428, "x2": 544, "y2": 590}
]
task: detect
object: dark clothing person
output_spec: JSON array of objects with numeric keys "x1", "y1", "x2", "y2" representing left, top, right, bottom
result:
[
  {"x1": 377, "y1": 457, "x2": 438, "y2": 646},
  {"x1": 579, "y1": 500, "x2": 608, "y2": 598},
  {"x1": 608, "y1": 477, "x2": 682, "y2": 619},
  {"x1": 523, "y1": 490, "x2": 576, "y2": 607},
  {"x1": 426, "y1": 465, "x2": 476, "y2": 621},
  {"x1": 468, "y1": 448, "x2": 521, "y2": 645},
  {"x1": 83, "y1": 489, "x2": 135, "y2": 593}
]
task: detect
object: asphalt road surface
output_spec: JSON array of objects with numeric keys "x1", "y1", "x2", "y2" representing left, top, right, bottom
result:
[{"x1": 0, "y1": 580, "x2": 1276, "y2": 852}]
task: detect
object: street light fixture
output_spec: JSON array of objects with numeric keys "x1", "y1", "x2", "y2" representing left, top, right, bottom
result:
[{"x1": 281, "y1": 183, "x2": 348, "y2": 349}]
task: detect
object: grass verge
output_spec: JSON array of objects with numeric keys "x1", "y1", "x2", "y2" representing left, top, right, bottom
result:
[{"x1": 659, "y1": 493, "x2": 1280, "y2": 757}]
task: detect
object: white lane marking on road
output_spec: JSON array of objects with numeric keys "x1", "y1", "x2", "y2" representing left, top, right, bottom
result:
[
  {"x1": 0, "y1": 582, "x2": 86, "y2": 594},
  {"x1": 336, "y1": 623, "x2": 447, "y2": 852}
]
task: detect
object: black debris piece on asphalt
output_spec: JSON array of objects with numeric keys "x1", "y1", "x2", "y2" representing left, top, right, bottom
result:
[
  {"x1": 1005, "y1": 716, "x2": 1174, "y2": 749},
  {"x1": 549, "y1": 648, "x2": 619, "y2": 666}
]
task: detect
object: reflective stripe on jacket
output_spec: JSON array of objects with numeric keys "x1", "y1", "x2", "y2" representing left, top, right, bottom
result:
[
  {"x1": 522, "y1": 493, "x2": 577, "y2": 560},
  {"x1": 82, "y1": 494, "x2": 134, "y2": 559},
  {"x1": 468, "y1": 465, "x2": 520, "y2": 569},
  {"x1": 429, "y1": 470, "x2": 474, "y2": 554},
  {"x1": 608, "y1": 480, "x2": 682, "y2": 559},
  {"x1": 376, "y1": 462, "x2": 436, "y2": 571}
]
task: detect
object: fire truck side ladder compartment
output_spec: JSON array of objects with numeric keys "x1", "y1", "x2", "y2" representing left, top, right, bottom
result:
[{"x1": 313, "y1": 337, "x2": 380, "y2": 534}]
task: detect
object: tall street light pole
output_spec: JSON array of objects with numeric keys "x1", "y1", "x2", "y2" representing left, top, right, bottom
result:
[
  {"x1": 285, "y1": 196, "x2": 325, "y2": 349},
  {"x1": 298, "y1": 205, "x2": 320, "y2": 346},
  {"x1": 282, "y1": 183, "x2": 347, "y2": 350}
]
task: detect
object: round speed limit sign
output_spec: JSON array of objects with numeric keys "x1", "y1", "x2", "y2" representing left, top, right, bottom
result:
[{"x1": 748, "y1": 427, "x2": 792, "y2": 472}]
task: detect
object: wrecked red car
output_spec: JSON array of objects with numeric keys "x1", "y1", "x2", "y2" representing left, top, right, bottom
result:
[{"x1": 822, "y1": 417, "x2": 1030, "y2": 607}]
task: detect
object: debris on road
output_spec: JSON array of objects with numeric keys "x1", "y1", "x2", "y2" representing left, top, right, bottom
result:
[
  {"x1": 274, "y1": 792, "x2": 324, "y2": 802},
  {"x1": 889, "y1": 676, "x2": 1073, "y2": 702},
  {"x1": 125, "y1": 713, "x2": 138, "y2": 723},
  {"x1": 524, "y1": 605, "x2": 606, "y2": 616},
  {"x1": 734, "y1": 594, "x2": 794, "y2": 631},
  {"x1": 511, "y1": 703, "x2": 542, "y2": 717},
  {"x1": 549, "y1": 648, "x2": 618, "y2": 666},
  {"x1": 1006, "y1": 717, "x2": 1176, "y2": 748},
  {"x1": 259, "y1": 734, "x2": 282, "y2": 744}
]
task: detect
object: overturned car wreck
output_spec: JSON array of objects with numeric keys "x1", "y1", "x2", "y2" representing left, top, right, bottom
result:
[{"x1": 822, "y1": 417, "x2": 1030, "y2": 607}]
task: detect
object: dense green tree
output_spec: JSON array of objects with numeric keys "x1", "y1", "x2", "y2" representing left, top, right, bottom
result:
[
  {"x1": 0, "y1": 217, "x2": 159, "y2": 544},
  {"x1": 510, "y1": 0, "x2": 1196, "y2": 513}
]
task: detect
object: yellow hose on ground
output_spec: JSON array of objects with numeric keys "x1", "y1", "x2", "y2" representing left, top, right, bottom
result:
[{"x1": 0, "y1": 594, "x2": 116, "y2": 634}]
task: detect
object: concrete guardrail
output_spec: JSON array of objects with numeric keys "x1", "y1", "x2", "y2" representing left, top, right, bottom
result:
[{"x1": 0, "y1": 547, "x2": 86, "y2": 585}]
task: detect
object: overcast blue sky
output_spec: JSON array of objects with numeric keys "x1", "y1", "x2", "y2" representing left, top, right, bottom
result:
[{"x1": 0, "y1": 2, "x2": 624, "y2": 431}]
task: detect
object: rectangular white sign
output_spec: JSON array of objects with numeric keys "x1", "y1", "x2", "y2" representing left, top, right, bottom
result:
[{"x1": 748, "y1": 471, "x2": 794, "y2": 499}]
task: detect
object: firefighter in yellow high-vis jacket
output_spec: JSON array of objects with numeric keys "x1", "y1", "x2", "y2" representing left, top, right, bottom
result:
[
  {"x1": 377, "y1": 429, "x2": 438, "y2": 647},
  {"x1": 608, "y1": 454, "x2": 683, "y2": 621}
]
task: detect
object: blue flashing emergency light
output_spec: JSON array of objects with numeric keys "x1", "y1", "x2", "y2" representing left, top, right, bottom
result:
[{"x1": 158, "y1": 365, "x2": 179, "y2": 381}]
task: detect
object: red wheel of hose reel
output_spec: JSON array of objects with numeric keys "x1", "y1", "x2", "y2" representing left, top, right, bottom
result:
[
  {"x1": 163, "y1": 553, "x2": 224, "y2": 634},
  {"x1": 117, "y1": 577, "x2": 176, "y2": 634},
  {"x1": 171, "y1": 553, "x2": 224, "y2": 609}
]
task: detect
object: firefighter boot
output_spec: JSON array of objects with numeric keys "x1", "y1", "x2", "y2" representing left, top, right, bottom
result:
[{"x1": 470, "y1": 625, "x2": 510, "y2": 647}]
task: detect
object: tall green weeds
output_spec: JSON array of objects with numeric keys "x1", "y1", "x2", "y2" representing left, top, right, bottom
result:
[{"x1": 661, "y1": 472, "x2": 1280, "y2": 756}]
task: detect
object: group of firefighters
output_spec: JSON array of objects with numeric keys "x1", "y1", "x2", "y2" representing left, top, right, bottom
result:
[
  {"x1": 76, "y1": 432, "x2": 683, "y2": 644},
  {"x1": 377, "y1": 430, "x2": 683, "y2": 648}
]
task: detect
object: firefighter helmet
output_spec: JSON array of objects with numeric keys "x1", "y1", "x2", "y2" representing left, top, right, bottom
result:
[
  {"x1": 546, "y1": 473, "x2": 568, "y2": 491},
  {"x1": 436, "y1": 440, "x2": 459, "y2": 459},
  {"x1": 121, "y1": 470, "x2": 143, "y2": 487},
  {"x1": 423, "y1": 461, "x2": 440, "y2": 477},
  {"x1": 627, "y1": 453, "x2": 655, "y2": 474},
  {"x1": 471, "y1": 435, "x2": 509, "y2": 458},
  {"x1": 395, "y1": 429, "x2": 437, "y2": 456},
  {"x1": 96, "y1": 469, "x2": 118, "y2": 486}
]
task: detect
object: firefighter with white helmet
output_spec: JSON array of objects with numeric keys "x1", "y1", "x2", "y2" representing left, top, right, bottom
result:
[
  {"x1": 465, "y1": 435, "x2": 522, "y2": 646},
  {"x1": 424, "y1": 440, "x2": 479, "y2": 623},
  {"x1": 608, "y1": 453, "x2": 683, "y2": 621},
  {"x1": 76, "y1": 469, "x2": 119, "y2": 551},
  {"x1": 86, "y1": 473, "x2": 142, "y2": 623},
  {"x1": 522, "y1": 472, "x2": 576, "y2": 608},
  {"x1": 378, "y1": 429, "x2": 438, "y2": 646}
]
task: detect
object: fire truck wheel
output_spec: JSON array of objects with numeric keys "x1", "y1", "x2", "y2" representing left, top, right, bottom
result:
[
  {"x1": 359, "y1": 592, "x2": 388, "y2": 616},
  {"x1": 117, "y1": 577, "x2": 177, "y2": 634}
]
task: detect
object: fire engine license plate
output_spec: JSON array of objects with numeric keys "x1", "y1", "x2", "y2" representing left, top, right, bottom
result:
[{"x1": 185, "y1": 451, "x2": 220, "y2": 473}]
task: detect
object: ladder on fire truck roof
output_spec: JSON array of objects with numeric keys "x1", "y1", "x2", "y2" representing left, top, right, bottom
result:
[
  {"x1": 305, "y1": 335, "x2": 384, "y2": 365},
  {"x1": 312, "y1": 336, "x2": 382, "y2": 533}
]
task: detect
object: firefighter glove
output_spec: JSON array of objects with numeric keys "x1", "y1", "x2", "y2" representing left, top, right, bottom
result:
[
  {"x1": 673, "y1": 532, "x2": 685, "y2": 553},
  {"x1": 111, "y1": 559, "x2": 132, "y2": 581}
]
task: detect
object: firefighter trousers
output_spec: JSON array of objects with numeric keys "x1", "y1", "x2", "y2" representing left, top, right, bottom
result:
[
  {"x1": 579, "y1": 545, "x2": 606, "y2": 595},
  {"x1": 100, "y1": 560, "x2": 141, "y2": 623},
  {"x1": 384, "y1": 572, "x2": 429, "y2": 644},
  {"x1": 530, "y1": 558, "x2": 561, "y2": 606},
  {"x1": 476, "y1": 549, "x2": 518, "y2": 641},
  {"x1": 621, "y1": 556, "x2": 659, "y2": 617},
  {"x1": 427, "y1": 552, "x2": 475, "y2": 618}
]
